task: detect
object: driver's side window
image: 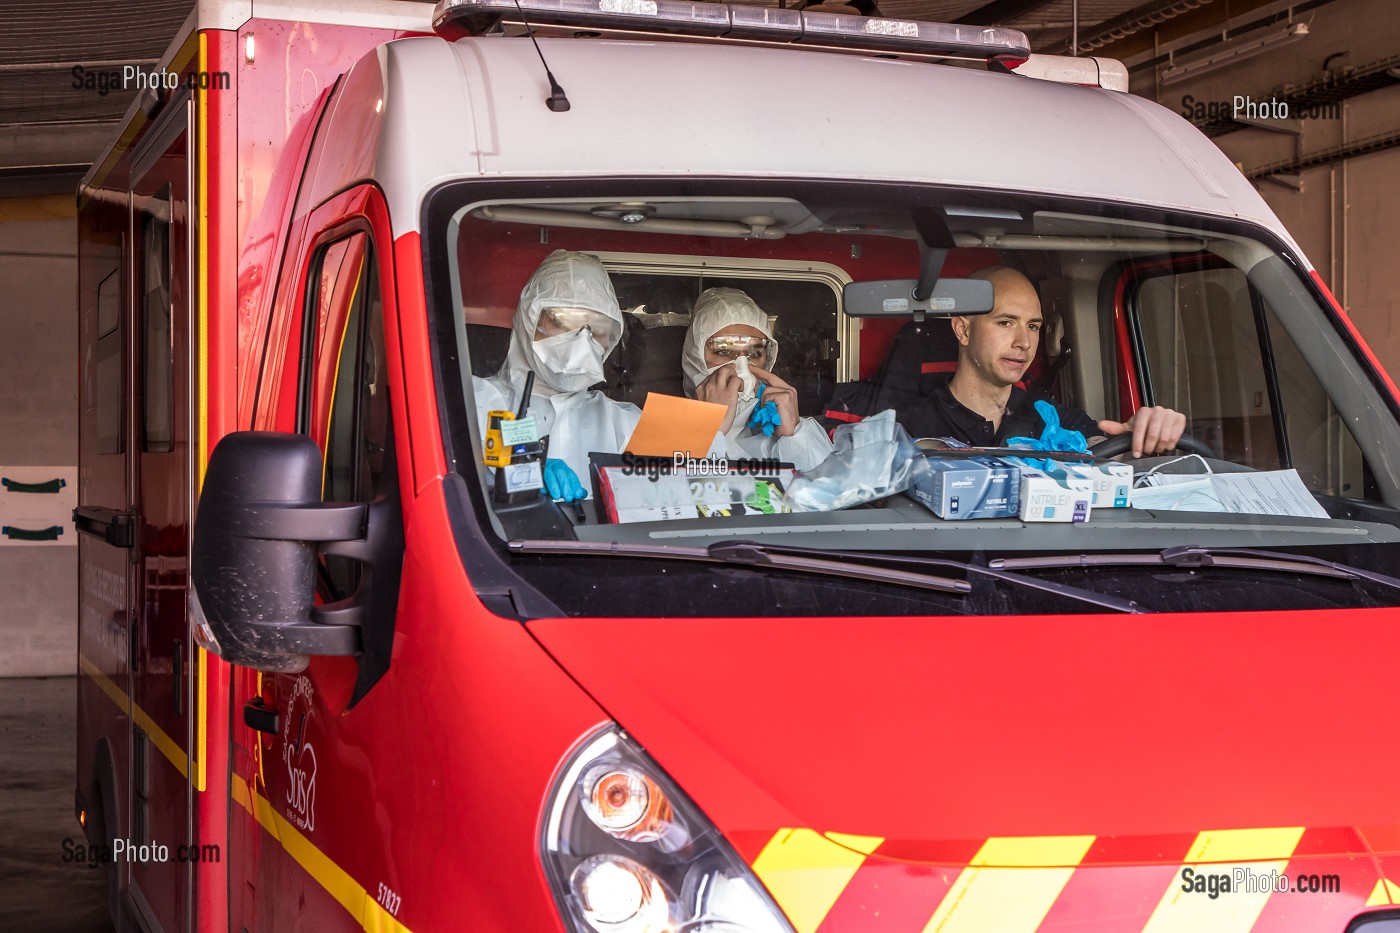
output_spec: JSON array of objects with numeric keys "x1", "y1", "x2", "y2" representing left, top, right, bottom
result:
[
  {"x1": 1135, "y1": 264, "x2": 1282, "y2": 468},
  {"x1": 1133, "y1": 262, "x2": 1364, "y2": 494},
  {"x1": 305, "y1": 231, "x2": 391, "y2": 601}
]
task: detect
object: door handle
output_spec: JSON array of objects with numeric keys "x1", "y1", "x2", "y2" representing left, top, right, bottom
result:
[
  {"x1": 2, "y1": 477, "x2": 66, "y2": 494},
  {"x1": 3, "y1": 524, "x2": 64, "y2": 541},
  {"x1": 73, "y1": 506, "x2": 135, "y2": 548},
  {"x1": 243, "y1": 698, "x2": 279, "y2": 736}
]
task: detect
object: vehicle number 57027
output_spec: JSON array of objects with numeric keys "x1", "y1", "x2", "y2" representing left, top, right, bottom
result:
[{"x1": 377, "y1": 883, "x2": 402, "y2": 917}]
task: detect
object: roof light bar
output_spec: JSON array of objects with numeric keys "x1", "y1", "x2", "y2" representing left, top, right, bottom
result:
[{"x1": 433, "y1": 0, "x2": 1032, "y2": 63}]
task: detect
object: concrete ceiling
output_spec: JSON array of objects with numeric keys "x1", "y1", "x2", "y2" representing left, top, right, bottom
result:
[
  {"x1": 1, "y1": 0, "x2": 192, "y2": 196},
  {"x1": 0, "y1": 0, "x2": 1290, "y2": 198}
]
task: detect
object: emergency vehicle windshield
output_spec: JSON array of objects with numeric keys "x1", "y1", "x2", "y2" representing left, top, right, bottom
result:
[{"x1": 428, "y1": 181, "x2": 1400, "y2": 617}]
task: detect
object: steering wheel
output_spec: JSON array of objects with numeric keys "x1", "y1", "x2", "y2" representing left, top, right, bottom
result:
[{"x1": 1089, "y1": 432, "x2": 1215, "y2": 459}]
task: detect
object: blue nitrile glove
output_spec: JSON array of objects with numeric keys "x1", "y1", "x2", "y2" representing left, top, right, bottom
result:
[
  {"x1": 747, "y1": 383, "x2": 783, "y2": 438},
  {"x1": 1006, "y1": 400, "x2": 1088, "y2": 471},
  {"x1": 543, "y1": 459, "x2": 586, "y2": 502}
]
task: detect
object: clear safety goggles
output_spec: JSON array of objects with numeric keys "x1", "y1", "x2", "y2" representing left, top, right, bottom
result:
[
  {"x1": 704, "y1": 334, "x2": 773, "y2": 363},
  {"x1": 535, "y1": 306, "x2": 621, "y2": 346}
]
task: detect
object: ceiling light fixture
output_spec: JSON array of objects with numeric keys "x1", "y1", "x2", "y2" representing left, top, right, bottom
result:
[{"x1": 1161, "y1": 21, "x2": 1308, "y2": 86}]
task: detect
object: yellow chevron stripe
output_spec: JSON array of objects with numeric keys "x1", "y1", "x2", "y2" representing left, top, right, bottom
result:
[
  {"x1": 1141, "y1": 827, "x2": 1305, "y2": 933},
  {"x1": 79, "y1": 654, "x2": 188, "y2": 780},
  {"x1": 1366, "y1": 878, "x2": 1400, "y2": 907},
  {"x1": 752, "y1": 828, "x2": 884, "y2": 933},
  {"x1": 920, "y1": 835, "x2": 1096, "y2": 933},
  {"x1": 1182, "y1": 826, "x2": 1305, "y2": 864},
  {"x1": 230, "y1": 773, "x2": 412, "y2": 933}
]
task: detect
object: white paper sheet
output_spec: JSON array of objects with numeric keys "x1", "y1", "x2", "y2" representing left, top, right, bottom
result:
[
  {"x1": 1137, "y1": 468, "x2": 1328, "y2": 519},
  {"x1": 1207, "y1": 469, "x2": 1330, "y2": 519}
]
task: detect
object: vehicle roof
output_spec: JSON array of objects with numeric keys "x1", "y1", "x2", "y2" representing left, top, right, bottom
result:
[{"x1": 315, "y1": 33, "x2": 1299, "y2": 253}]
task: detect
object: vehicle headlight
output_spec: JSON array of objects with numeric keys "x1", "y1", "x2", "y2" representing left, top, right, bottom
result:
[{"x1": 543, "y1": 727, "x2": 794, "y2": 933}]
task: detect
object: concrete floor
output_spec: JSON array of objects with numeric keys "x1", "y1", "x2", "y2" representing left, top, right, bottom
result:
[{"x1": 1, "y1": 676, "x2": 114, "y2": 931}]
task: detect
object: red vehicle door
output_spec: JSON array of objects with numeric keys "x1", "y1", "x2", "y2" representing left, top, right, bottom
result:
[
  {"x1": 126, "y1": 100, "x2": 195, "y2": 932},
  {"x1": 75, "y1": 129, "x2": 138, "y2": 933},
  {"x1": 232, "y1": 188, "x2": 406, "y2": 930}
]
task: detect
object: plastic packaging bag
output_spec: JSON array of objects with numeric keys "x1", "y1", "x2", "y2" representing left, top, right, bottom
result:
[{"x1": 788, "y1": 410, "x2": 928, "y2": 512}]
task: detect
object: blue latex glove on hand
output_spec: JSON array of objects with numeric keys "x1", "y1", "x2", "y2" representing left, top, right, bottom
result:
[
  {"x1": 543, "y1": 459, "x2": 586, "y2": 502},
  {"x1": 747, "y1": 383, "x2": 783, "y2": 438},
  {"x1": 1006, "y1": 399, "x2": 1088, "y2": 470}
]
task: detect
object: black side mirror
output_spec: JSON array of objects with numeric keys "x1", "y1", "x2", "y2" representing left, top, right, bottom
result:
[{"x1": 192, "y1": 432, "x2": 368, "y2": 674}]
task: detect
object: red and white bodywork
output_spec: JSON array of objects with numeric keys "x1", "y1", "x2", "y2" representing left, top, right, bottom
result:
[{"x1": 75, "y1": 1, "x2": 1400, "y2": 932}]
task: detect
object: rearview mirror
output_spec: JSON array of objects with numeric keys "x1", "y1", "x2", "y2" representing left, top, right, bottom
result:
[{"x1": 843, "y1": 277, "x2": 994, "y2": 317}]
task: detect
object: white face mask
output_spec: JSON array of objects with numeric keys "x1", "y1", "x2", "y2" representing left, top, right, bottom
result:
[
  {"x1": 1130, "y1": 475, "x2": 1224, "y2": 512},
  {"x1": 532, "y1": 327, "x2": 607, "y2": 393},
  {"x1": 1131, "y1": 455, "x2": 1226, "y2": 512},
  {"x1": 699, "y1": 355, "x2": 759, "y2": 401}
]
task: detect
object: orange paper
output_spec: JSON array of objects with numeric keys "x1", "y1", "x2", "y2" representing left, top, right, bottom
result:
[{"x1": 624, "y1": 393, "x2": 727, "y2": 458}]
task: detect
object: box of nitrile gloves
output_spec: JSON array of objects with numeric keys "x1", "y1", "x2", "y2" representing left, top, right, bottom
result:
[
  {"x1": 1059, "y1": 460, "x2": 1133, "y2": 508},
  {"x1": 1019, "y1": 468, "x2": 1093, "y2": 522},
  {"x1": 908, "y1": 455, "x2": 1020, "y2": 520}
]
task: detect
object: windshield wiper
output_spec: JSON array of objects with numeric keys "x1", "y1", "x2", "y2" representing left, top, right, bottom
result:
[
  {"x1": 990, "y1": 544, "x2": 1400, "y2": 595},
  {"x1": 508, "y1": 538, "x2": 971, "y2": 594},
  {"x1": 508, "y1": 539, "x2": 1144, "y2": 612},
  {"x1": 721, "y1": 540, "x2": 1142, "y2": 613}
]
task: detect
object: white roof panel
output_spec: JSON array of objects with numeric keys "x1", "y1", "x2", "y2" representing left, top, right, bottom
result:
[{"x1": 346, "y1": 34, "x2": 1293, "y2": 249}]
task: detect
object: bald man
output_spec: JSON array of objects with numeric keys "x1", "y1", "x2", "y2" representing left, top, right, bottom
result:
[{"x1": 896, "y1": 266, "x2": 1187, "y2": 457}]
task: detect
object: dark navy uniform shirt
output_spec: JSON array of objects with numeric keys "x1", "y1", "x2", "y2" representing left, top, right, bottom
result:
[{"x1": 896, "y1": 376, "x2": 1100, "y2": 446}]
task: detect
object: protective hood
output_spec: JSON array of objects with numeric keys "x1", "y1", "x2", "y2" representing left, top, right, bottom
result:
[
  {"x1": 681, "y1": 287, "x2": 777, "y2": 396},
  {"x1": 501, "y1": 249, "x2": 624, "y2": 395}
]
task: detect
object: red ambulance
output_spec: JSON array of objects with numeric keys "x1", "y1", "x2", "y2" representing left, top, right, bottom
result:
[{"x1": 75, "y1": 1, "x2": 1400, "y2": 931}]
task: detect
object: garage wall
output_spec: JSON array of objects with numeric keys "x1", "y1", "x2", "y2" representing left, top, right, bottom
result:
[
  {"x1": 1131, "y1": 0, "x2": 1400, "y2": 376},
  {"x1": 0, "y1": 196, "x2": 78, "y2": 677}
]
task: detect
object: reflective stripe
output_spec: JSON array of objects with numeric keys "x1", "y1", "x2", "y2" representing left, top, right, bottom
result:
[
  {"x1": 1141, "y1": 827, "x2": 1305, "y2": 933},
  {"x1": 919, "y1": 835, "x2": 1096, "y2": 933},
  {"x1": 1367, "y1": 878, "x2": 1400, "y2": 906},
  {"x1": 752, "y1": 828, "x2": 884, "y2": 933},
  {"x1": 230, "y1": 774, "x2": 412, "y2": 932},
  {"x1": 79, "y1": 654, "x2": 188, "y2": 780},
  {"x1": 194, "y1": 30, "x2": 210, "y2": 795}
]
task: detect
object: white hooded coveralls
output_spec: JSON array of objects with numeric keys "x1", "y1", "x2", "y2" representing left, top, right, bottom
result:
[
  {"x1": 473, "y1": 250, "x2": 640, "y2": 493},
  {"x1": 681, "y1": 288, "x2": 834, "y2": 472}
]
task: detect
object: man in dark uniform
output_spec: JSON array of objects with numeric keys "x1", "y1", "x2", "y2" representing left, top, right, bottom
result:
[{"x1": 897, "y1": 266, "x2": 1186, "y2": 457}]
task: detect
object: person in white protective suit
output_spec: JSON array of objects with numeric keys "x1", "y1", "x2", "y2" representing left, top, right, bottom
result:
[
  {"x1": 473, "y1": 250, "x2": 638, "y2": 502},
  {"x1": 682, "y1": 288, "x2": 834, "y2": 472}
]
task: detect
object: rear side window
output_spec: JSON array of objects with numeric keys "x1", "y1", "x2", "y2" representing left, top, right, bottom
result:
[
  {"x1": 605, "y1": 272, "x2": 840, "y2": 414},
  {"x1": 141, "y1": 188, "x2": 174, "y2": 453},
  {"x1": 95, "y1": 267, "x2": 123, "y2": 455}
]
